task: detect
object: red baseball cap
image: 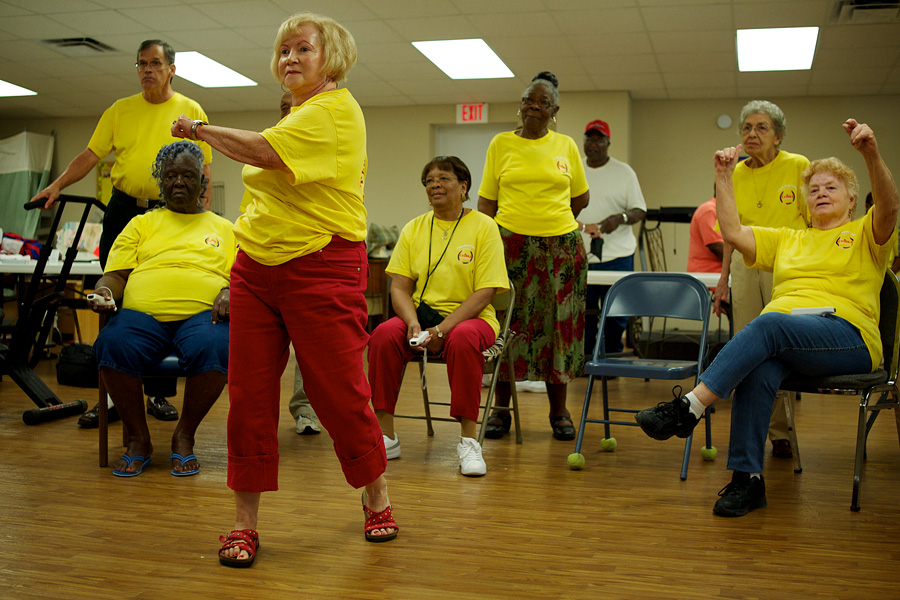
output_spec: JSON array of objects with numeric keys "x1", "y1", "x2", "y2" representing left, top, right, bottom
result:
[{"x1": 585, "y1": 119, "x2": 611, "y2": 139}]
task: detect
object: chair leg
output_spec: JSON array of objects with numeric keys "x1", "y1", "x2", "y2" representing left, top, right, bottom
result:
[
  {"x1": 98, "y1": 380, "x2": 108, "y2": 467},
  {"x1": 573, "y1": 375, "x2": 595, "y2": 455},
  {"x1": 508, "y1": 357, "x2": 522, "y2": 444},
  {"x1": 783, "y1": 390, "x2": 803, "y2": 474},
  {"x1": 418, "y1": 361, "x2": 434, "y2": 437},
  {"x1": 852, "y1": 398, "x2": 869, "y2": 512},
  {"x1": 477, "y1": 358, "x2": 503, "y2": 445},
  {"x1": 680, "y1": 432, "x2": 693, "y2": 481}
]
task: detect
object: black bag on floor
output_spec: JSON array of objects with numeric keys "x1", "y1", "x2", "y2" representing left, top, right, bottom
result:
[{"x1": 56, "y1": 343, "x2": 99, "y2": 388}]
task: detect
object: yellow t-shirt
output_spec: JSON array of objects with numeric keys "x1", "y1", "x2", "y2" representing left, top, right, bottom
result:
[
  {"x1": 88, "y1": 92, "x2": 211, "y2": 200},
  {"x1": 235, "y1": 89, "x2": 367, "y2": 265},
  {"x1": 387, "y1": 209, "x2": 509, "y2": 336},
  {"x1": 732, "y1": 150, "x2": 810, "y2": 229},
  {"x1": 479, "y1": 130, "x2": 589, "y2": 237},
  {"x1": 749, "y1": 209, "x2": 896, "y2": 370},
  {"x1": 106, "y1": 209, "x2": 236, "y2": 322}
]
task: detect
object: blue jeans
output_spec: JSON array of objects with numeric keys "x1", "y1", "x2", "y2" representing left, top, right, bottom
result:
[
  {"x1": 94, "y1": 309, "x2": 229, "y2": 378},
  {"x1": 585, "y1": 255, "x2": 633, "y2": 355},
  {"x1": 699, "y1": 312, "x2": 872, "y2": 473}
]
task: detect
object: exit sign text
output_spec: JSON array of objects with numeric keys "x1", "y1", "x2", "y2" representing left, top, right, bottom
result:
[{"x1": 456, "y1": 103, "x2": 488, "y2": 124}]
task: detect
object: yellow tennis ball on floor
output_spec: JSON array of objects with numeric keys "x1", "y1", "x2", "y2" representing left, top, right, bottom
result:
[
  {"x1": 701, "y1": 446, "x2": 718, "y2": 461},
  {"x1": 567, "y1": 453, "x2": 585, "y2": 470},
  {"x1": 600, "y1": 437, "x2": 617, "y2": 452}
]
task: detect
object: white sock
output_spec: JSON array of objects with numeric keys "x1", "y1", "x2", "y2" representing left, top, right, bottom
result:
[
  {"x1": 684, "y1": 391, "x2": 705, "y2": 419},
  {"x1": 107, "y1": 393, "x2": 114, "y2": 409},
  {"x1": 750, "y1": 473, "x2": 762, "y2": 480}
]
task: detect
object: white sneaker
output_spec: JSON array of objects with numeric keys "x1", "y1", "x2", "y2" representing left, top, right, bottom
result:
[
  {"x1": 384, "y1": 433, "x2": 401, "y2": 460},
  {"x1": 295, "y1": 412, "x2": 321, "y2": 435},
  {"x1": 458, "y1": 436, "x2": 486, "y2": 477},
  {"x1": 516, "y1": 380, "x2": 547, "y2": 393}
]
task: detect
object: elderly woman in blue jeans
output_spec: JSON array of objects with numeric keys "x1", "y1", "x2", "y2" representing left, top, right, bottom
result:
[{"x1": 635, "y1": 118, "x2": 898, "y2": 517}]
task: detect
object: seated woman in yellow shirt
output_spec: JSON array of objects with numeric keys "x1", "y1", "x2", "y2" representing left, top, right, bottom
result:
[
  {"x1": 90, "y1": 141, "x2": 235, "y2": 478},
  {"x1": 635, "y1": 119, "x2": 898, "y2": 517},
  {"x1": 368, "y1": 156, "x2": 509, "y2": 477}
]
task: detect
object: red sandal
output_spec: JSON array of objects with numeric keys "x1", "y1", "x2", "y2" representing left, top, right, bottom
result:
[
  {"x1": 362, "y1": 493, "x2": 399, "y2": 543},
  {"x1": 218, "y1": 529, "x2": 259, "y2": 567}
]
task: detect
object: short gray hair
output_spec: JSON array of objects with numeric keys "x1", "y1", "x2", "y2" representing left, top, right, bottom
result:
[{"x1": 739, "y1": 99, "x2": 786, "y2": 145}]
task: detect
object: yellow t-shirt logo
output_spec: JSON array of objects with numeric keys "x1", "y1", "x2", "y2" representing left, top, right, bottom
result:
[
  {"x1": 778, "y1": 186, "x2": 798, "y2": 205},
  {"x1": 835, "y1": 231, "x2": 855, "y2": 249},
  {"x1": 204, "y1": 234, "x2": 222, "y2": 248},
  {"x1": 457, "y1": 247, "x2": 474, "y2": 265},
  {"x1": 555, "y1": 157, "x2": 570, "y2": 174}
]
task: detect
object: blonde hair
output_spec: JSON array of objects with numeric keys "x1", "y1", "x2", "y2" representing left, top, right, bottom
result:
[
  {"x1": 802, "y1": 157, "x2": 860, "y2": 204},
  {"x1": 270, "y1": 13, "x2": 357, "y2": 83}
]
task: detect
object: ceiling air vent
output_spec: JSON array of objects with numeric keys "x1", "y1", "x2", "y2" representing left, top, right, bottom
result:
[
  {"x1": 41, "y1": 37, "x2": 118, "y2": 57},
  {"x1": 834, "y1": 0, "x2": 900, "y2": 23}
]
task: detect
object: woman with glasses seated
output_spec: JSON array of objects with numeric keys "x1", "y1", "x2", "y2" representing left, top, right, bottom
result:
[
  {"x1": 477, "y1": 71, "x2": 590, "y2": 442},
  {"x1": 368, "y1": 156, "x2": 509, "y2": 477}
]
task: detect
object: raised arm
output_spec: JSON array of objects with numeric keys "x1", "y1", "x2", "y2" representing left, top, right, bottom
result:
[
  {"x1": 715, "y1": 144, "x2": 756, "y2": 264},
  {"x1": 844, "y1": 119, "x2": 898, "y2": 245},
  {"x1": 171, "y1": 115, "x2": 286, "y2": 171}
]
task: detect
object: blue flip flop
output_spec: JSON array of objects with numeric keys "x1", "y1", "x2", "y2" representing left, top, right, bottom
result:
[
  {"x1": 113, "y1": 454, "x2": 151, "y2": 477},
  {"x1": 171, "y1": 453, "x2": 200, "y2": 477}
]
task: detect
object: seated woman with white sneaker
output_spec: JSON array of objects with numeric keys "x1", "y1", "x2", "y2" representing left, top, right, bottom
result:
[
  {"x1": 635, "y1": 119, "x2": 898, "y2": 516},
  {"x1": 367, "y1": 156, "x2": 508, "y2": 477}
]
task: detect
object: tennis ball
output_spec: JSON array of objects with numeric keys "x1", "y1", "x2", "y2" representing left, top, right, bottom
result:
[
  {"x1": 567, "y1": 452, "x2": 585, "y2": 470},
  {"x1": 701, "y1": 446, "x2": 718, "y2": 461},
  {"x1": 600, "y1": 437, "x2": 617, "y2": 452}
]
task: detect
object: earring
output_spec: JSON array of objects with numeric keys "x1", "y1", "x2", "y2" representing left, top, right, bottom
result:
[
  {"x1": 551, "y1": 115, "x2": 558, "y2": 125},
  {"x1": 516, "y1": 108, "x2": 521, "y2": 119}
]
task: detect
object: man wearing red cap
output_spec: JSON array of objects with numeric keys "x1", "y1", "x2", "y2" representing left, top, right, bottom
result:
[{"x1": 576, "y1": 119, "x2": 647, "y2": 355}]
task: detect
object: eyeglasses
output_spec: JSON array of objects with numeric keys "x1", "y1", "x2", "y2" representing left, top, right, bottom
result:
[
  {"x1": 741, "y1": 123, "x2": 772, "y2": 135},
  {"x1": 424, "y1": 175, "x2": 457, "y2": 187},
  {"x1": 135, "y1": 60, "x2": 166, "y2": 70},
  {"x1": 521, "y1": 96, "x2": 555, "y2": 110}
]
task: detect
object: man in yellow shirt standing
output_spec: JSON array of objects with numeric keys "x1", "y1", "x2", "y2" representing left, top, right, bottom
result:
[{"x1": 31, "y1": 39, "x2": 212, "y2": 427}]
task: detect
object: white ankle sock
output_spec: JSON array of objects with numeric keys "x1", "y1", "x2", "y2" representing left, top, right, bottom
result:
[
  {"x1": 750, "y1": 473, "x2": 761, "y2": 480},
  {"x1": 684, "y1": 391, "x2": 705, "y2": 419}
]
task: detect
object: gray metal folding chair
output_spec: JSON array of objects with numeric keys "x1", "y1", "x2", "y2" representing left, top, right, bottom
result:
[
  {"x1": 570, "y1": 272, "x2": 715, "y2": 479},
  {"x1": 779, "y1": 269, "x2": 900, "y2": 511}
]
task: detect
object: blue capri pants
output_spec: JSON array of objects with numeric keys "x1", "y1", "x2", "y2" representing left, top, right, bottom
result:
[
  {"x1": 94, "y1": 309, "x2": 229, "y2": 378},
  {"x1": 698, "y1": 312, "x2": 872, "y2": 474}
]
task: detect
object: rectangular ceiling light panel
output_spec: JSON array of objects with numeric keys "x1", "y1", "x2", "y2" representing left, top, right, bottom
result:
[
  {"x1": 412, "y1": 39, "x2": 514, "y2": 79},
  {"x1": 737, "y1": 27, "x2": 819, "y2": 72},
  {"x1": 175, "y1": 51, "x2": 257, "y2": 88}
]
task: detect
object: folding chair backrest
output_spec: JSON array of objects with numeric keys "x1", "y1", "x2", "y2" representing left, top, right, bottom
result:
[
  {"x1": 879, "y1": 270, "x2": 900, "y2": 383},
  {"x1": 602, "y1": 273, "x2": 712, "y2": 321}
]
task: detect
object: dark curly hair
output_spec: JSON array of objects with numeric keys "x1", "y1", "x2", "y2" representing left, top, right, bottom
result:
[
  {"x1": 420, "y1": 156, "x2": 472, "y2": 201},
  {"x1": 152, "y1": 141, "x2": 207, "y2": 205}
]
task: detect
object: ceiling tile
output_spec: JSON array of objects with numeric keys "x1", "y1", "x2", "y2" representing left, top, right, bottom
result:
[
  {"x1": 640, "y1": 3, "x2": 733, "y2": 31},
  {"x1": 551, "y1": 7, "x2": 645, "y2": 35},
  {"x1": 650, "y1": 30, "x2": 735, "y2": 54}
]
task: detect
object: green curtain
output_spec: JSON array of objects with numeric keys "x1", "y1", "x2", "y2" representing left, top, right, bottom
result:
[{"x1": 0, "y1": 131, "x2": 54, "y2": 239}]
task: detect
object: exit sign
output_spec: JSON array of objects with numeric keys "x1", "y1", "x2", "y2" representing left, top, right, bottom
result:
[{"x1": 457, "y1": 103, "x2": 488, "y2": 124}]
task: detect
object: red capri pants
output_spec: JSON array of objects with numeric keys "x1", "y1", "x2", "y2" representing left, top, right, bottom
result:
[
  {"x1": 368, "y1": 316, "x2": 495, "y2": 423},
  {"x1": 226, "y1": 240, "x2": 386, "y2": 492}
]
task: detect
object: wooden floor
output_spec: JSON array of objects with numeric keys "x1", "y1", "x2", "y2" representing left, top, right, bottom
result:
[{"x1": 2, "y1": 356, "x2": 900, "y2": 599}]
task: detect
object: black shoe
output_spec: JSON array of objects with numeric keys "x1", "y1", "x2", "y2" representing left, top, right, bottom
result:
[
  {"x1": 77, "y1": 402, "x2": 119, "y2": 429},
  {"x1": 713, "y1": 471, "x2": 767, "y2": 517},
  {"x1": 550, "y1": 416, "x2": 576, "y2": 441},
  {"x1": 634, "y1": 386, "x2": 700, "y2": 440},
  {"x1": 147, "y1": 396, "x2": 178, "y2": 421},
  {"x1": 484, "y1": 412, "x2": 511, "y2": 439}
]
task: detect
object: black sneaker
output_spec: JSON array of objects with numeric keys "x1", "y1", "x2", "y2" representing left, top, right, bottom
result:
[
  {"x1": 634, "y1": 386, "x2": 700, "y2": 440},
  {"x1": 713, "y1": 471, "x2": 767, "y2": 517}
]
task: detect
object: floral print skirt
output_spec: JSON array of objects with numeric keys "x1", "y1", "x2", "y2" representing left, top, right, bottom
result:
[{"x1": 499, "y1": 226, "x2": 586, "y2": 384}]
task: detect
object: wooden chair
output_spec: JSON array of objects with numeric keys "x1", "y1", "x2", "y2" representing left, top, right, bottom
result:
[
  {"x1": 779, "y1": 270, "x2": 900, "y2": 511},
  {"x1": 396, "y1": 281, "x2": 522, "y2": 444}
]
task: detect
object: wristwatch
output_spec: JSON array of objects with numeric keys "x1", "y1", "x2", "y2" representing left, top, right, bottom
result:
[
  {"x1": 621, "y1": 212, "x2": 629, "y2": 224},
  {"x1": 434, "y1": 324, "x2": 444, "y2": 339},
  {"x1": 191, "y1": 119, "x2": 208, "y2": 140}
]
